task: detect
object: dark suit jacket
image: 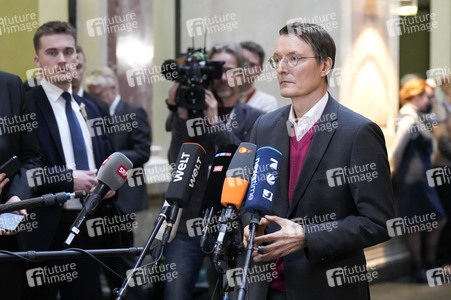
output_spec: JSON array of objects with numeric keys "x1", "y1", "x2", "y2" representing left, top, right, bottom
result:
[
  {"x1": 247, "y1": 95, "x2": 395, "y2": 299},
  {"x1": 109, "y1": 99, "x2": 151, "y2": 214},
  {"x1": 0, "y1": 71, "x2": 41, "y2": 203},
  {"x1": 25, "y1": 85, "x2": 112, "y2": 250},
  {"x1": 82, "y1": 90, "x2": 110, "y2": 119}
]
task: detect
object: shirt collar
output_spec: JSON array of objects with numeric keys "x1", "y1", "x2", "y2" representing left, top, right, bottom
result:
[
  {"x1": 41, "y1": 79, "x2": 73, "y2": 102},
  {"x1": 288, "y1": 92, "x2": 329, "y2": 141},
  {"x1": 109, "y1": 94, "x2": 121, "y2": 116}
]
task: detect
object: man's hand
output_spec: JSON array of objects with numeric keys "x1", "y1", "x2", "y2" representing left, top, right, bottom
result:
[
  {"x1": 244, "y1": 215, "x2": 306, "y2": 262},
  {"x1": 203, "y1": 90, "x2": 219, "y2": 125},
  {"x1": 0, "y1": 173, "x2": 9, "y2": 195},
  {"x1": 0, "y1": 196, "x2": 27, "y2": 236},
  {"x1": 73, "y1": 170, "x2": 98, "y2": 191}
]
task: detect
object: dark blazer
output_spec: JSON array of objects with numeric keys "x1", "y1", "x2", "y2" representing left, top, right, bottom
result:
[
  {"x1": 0, "y1": 71, "x2": 41, "y2": 203},
  {"x1": 82, "y1": 90, "x2": 110, "y2": 119},
  {"x1": 109, "y1": 99, "x2": 151, "y2": 214},
  {"x1": 247, "y1": 95, "x2": 395, "y2": 299},
  {"x1": 25, "y1": 85, "x2": 112, "y2": 250}
]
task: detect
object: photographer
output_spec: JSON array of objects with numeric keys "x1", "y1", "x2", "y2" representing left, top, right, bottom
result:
[{"x1": 164, "y1": 42, "x2": 263, "y2": 300}]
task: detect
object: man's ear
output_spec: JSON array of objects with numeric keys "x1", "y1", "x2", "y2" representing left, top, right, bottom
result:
[
  {"x1": 34, "y1": 55, "x2": 41, "y2": 68},
  {"x1": 321, "y1": 57, "x2": 333, "y2": 78}
]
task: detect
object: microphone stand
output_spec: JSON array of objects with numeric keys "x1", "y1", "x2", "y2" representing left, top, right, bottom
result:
[
  {"x1": 0, "y1": 247, "x2": 143, "y2": 261},
  {"x1": 114, "y1": 204, "x2": 173, "y2": 300},
  {"x1": 0, "y1": 191, "x2": 87, "y2": 214},
  {"x1": 237, "y1": 213, "x2": 260, "y2": 300}
]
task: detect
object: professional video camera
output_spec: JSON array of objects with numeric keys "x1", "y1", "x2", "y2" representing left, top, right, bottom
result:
[{"x1": 161, "y1": 48, "x2": 224, "y2": 113}]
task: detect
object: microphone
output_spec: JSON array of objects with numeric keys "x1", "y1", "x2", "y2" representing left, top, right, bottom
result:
[
  {"x1": 65, "y1": 152, "x2": 133, "y2": 246},
  {"x1": 238, "y1": 146, "x2": 281, "y2": 300},
  {"x1": 214, "y1": 143, "x2": 256, "y2": 271},
  {"x1": 200, "y1": 144, "x2": 237, "y2": 251},
  {"x1": 154, "y1": 200, "x2": 182, "y2": 244},
  {"x1": 245, "y1": 146, "x2": 282, "y2": 223},
  {"x1": 0, "y1": 191, "x2": 87, "y2": 214},
  {"x1": 161, "y1": 142, "x2": 206, "y2": 245}
]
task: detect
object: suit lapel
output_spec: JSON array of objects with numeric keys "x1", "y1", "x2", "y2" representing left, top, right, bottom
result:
[
  {"x1": 34, "y1": 87, "x2": 65, "y2": 160},
  {"x1": 288, "y1": 96, "x2": 339, "y2": 217}
]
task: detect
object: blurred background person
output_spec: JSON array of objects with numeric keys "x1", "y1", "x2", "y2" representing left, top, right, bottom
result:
[
  {"x1": 72, "y1": 45, "x2": 110, "y2": 118},
  {"x1": 239, "y1": 41, "x2": 279, "y2": 113},
  {"x1": 86, "y1": 66, "x2": 152, "y2": 299},
  {"x1": 390, "y1": 77, "x2": 447, "y2": 282},
  {"x1": 431, "y1": 75, "x2": 451, "y2": 268},
  {"x1": 0, "y1": 70, "x2": 41, "y2": 300}
]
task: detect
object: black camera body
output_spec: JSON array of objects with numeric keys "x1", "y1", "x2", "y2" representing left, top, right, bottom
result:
[{"x1": 162, "y1": 48, "x2": 224, "y2": 112}]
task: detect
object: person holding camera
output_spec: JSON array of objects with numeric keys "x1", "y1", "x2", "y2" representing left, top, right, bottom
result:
[{"x1": 164, "y1": 42, "x2": 263, "y2": 300}]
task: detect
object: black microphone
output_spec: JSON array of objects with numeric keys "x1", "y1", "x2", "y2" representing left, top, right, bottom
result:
[
  {"x1": 0, "y1": 191, "x2": 87, "y2": 214},
  {"x1": 161, "y1": 142, "x2": 206, "y2": 244},
  {"x1": 200, "y1": 144, "x2": 237, "y2": 251},
  {"x1": 214, "y1": 143, "x2": 256, "y2": 271},
  {"x1": 64, "y1": 152, "x2": 133, "y2": 246}
]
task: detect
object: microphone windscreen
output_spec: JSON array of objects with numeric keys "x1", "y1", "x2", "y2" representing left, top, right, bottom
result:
[
  {"x1": 165, "y1": 143, "x2": 206, "y2": 208},
  {"x1": 244, "y1": 146, "x2": 282, "y2": 216},
  {"x1": 220, "y1": 142, "x2": 257, "y2": 208},
  {"x1": 203, "y1": 144, "x2": 238, "y2": 210},
  {"x1": 97, "y1": 152, "x2": 133, "y2": 191}
]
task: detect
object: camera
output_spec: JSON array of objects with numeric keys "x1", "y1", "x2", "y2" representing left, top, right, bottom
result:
[{"x1": 161, "y1": 48, "x2": 224, "y2": 113}]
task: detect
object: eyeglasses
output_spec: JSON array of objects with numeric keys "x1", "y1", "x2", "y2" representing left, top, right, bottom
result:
[{"x1": 268, "y1": 54, "x2": 319, "y2": 69}]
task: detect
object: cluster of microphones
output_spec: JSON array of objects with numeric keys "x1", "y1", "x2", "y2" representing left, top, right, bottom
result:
[{"x1": 16, "y1": 141, "x2": 280, "y2": 298}]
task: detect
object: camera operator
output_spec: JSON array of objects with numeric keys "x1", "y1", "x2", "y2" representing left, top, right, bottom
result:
[{"x1": 163, "y1": 42, "x2": 263, "y2": 300}]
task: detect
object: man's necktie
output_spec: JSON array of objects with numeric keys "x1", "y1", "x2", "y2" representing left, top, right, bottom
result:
[{"x1": 62, "y1": 92, "x2": 89, "y2": 170}]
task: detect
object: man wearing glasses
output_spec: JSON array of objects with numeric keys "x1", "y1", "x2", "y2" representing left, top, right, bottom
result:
[{"x1": 243, "y1": 23, "x2": 394, "y2": 300}]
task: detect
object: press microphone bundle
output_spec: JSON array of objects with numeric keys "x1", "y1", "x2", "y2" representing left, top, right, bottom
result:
[
  {"x1": 200, "y1": 144, "x2": 238, "y2": 253},
  {"x1": 213, "y1": 142, "x2": 256, "y2": 273},
  {"x1": 115, "y1": 142, "x2": 205, "y2": 300},
  {"x1": 65, "y1": 152, "x2": 133, "y2": 246},
  {"x1": 237, "y1": 146, "x2": 282, "y2": 300}
]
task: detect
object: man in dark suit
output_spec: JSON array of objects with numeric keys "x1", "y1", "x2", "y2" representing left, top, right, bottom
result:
[
  {"x1": 86, "y1": 66, "x2": 151, "y2": 299},
  {"x1": 25, "y1": 21, "x2": 115, "y2": 300},
  {"x1": 0, "y1": 71, "x2": 41, "y2": 300},
  {"x1": 72, "y1": 45, "x2": 110, "y2": 118},
  {"x1": 243, "y1": 23, "x2": 395, "y2": 300}
]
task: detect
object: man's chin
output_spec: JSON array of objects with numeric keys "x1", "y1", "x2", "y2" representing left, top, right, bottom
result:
[{"x1": 216, "y1": 90, "x2": 234, "y2": 99}]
